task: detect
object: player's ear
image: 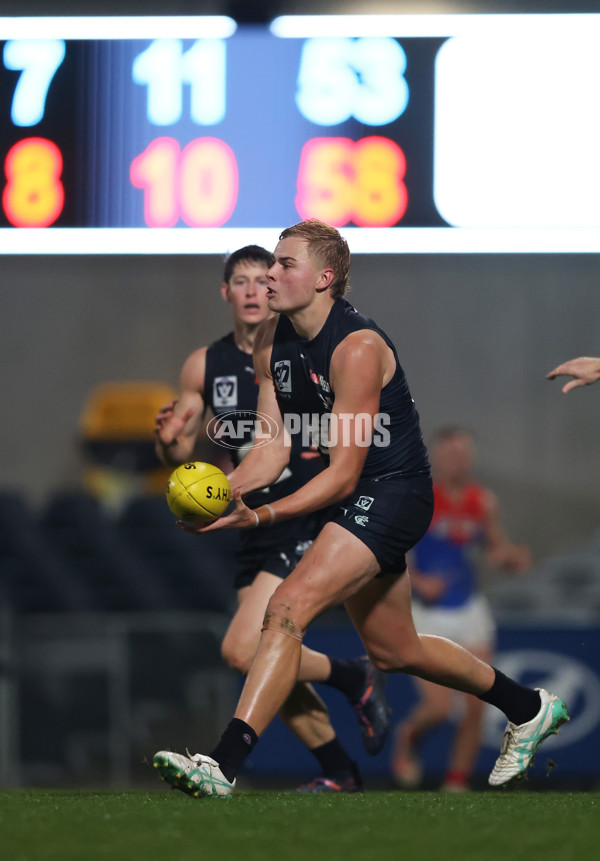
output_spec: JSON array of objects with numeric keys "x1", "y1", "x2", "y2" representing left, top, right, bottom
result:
[
  {"x1": 316, "y1": 268, "x2": 334, "y2": 293},
  {"x1": 221, "y1": 281, "x2": 230, "y2": 303}
]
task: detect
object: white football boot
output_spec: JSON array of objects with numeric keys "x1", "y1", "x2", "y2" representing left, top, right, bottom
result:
[
  {"x1": 488, "y1": 688, "x2": 570, "y2": 787},
  {"x1": 153, "y1": 749, "x2": 235, "y2": 798}
]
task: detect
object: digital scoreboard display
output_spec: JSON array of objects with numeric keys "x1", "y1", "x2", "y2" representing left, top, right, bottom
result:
[{"x1": 1, "y1": 14, "x2": 600, "y2": 254}]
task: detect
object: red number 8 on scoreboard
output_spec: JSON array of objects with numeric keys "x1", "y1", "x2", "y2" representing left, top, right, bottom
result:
[{"x1": 3, "y1": 138, "x2": 64, "y2": 227}]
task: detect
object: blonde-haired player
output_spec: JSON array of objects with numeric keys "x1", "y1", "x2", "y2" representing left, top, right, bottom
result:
[
  {"x1": 154, "y1": 244, "x2": 389, "y2": 793},
  {"x1": 154, "y1": 223, "x2": 568, "y2": 798}
]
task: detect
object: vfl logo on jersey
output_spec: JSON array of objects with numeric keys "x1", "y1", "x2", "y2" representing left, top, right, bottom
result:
[
  {"x1": 354, "y1": 515, "x2": 369, "y2": 527},
  {"x1": 274, "y1": 360, "x2": 292, "y2": 394},
  {"x1": 213, "y1": 376, "x2": 237, "y2": 408},
  {"x1": 355, "y1": 496, "x2": 374, "y2": 512}
]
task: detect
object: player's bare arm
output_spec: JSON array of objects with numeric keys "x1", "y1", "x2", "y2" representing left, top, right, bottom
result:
[
  {"x1": 185, "y1": 329, "x2": 393, "y2": 534},
  {"x1": 154, "y1": 346, "x2": 207, "y2": 468},
  {"x1": 179, "y1": 319, "x2": 291, "y2": 533},
  {"x1": 546, "y1": 356, "x2": 600, "y2": 393},
  {"x1": 227, "y1": 317, "x2": 292, "y2": 495},
  {"x1": 483, "y1": 490, "x2": 531, "y2": 572},
  {"x1": 249, "y1": 330, "x2": 389, "y2": 523},
  {"x1": 271, "y1": 331, "x2": 393, "y2": 516}
]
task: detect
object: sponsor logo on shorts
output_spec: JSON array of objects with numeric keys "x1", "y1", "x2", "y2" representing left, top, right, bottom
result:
[
  {"x1": 295, "y1": 540, "x2": 312, "y2": 555},
  {"x1": 354, "y1": 515, "x2": 369, "y2": 527},
  {"x1": 213, "y1": 375, "x2": 237, "y2": 407},
  {"x1": 355, "y1": 495, "x2": 374, "y2": 511}
]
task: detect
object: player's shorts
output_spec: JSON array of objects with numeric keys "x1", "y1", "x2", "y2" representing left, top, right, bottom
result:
[
  {"x1": 328, "y1": 473, "x2": 434, "y2": 575},
  {"x1": 234, "y1": 512, "x2": 323, "y2": 590},
  {"x1": 411, "y1": 594, "x2": 497, "y2": 650}
]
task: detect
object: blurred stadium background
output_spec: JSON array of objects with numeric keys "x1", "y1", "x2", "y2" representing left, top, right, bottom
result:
[{"x1": 1, "y1": 0, "x2": 599, "y2": 792}]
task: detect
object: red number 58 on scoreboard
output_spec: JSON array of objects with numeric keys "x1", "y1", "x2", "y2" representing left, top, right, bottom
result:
[{"x1": 295, "y1": 136, "x2": 408, "y2": 228}]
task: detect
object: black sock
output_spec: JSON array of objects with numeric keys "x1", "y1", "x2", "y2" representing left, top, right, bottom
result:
[
  {"x1": 326, "y1": 657, "x2": 366, "y2": 703},
  {"x1": 478, "y1": 668, "x2": 541, "y2": 726},
  {"x1": 311, "y1": 737, "x2": 354, "y2": 778},
  {"x1": 210, "y1": 718, "x2": 258, "y2": 783}
]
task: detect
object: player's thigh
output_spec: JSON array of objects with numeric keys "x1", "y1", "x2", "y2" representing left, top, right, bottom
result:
[
  {"x1": 344, "y1": 571, "x2": 423, "y2": 670},
  {"x1": 267, "y1": 521, "x2": 381, "y2": 630},
  {"x1": 223, "y1": 570, "x2": 284, "y2": 660}
]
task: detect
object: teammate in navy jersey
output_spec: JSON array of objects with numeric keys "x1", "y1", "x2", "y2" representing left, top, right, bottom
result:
[
  {"x1": 154, "y1": 223, "x2": 569, "y2": 798},
  {"x1": 154, "y1": 245, "x2": 389, "y2": 794}
]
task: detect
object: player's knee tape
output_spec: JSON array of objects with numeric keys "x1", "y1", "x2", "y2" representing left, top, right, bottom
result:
[{"x1": 261, "y1": 610, "x2": 304, "y2": 642}]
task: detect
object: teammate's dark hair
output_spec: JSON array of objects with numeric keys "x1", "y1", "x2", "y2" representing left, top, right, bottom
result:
[
  {"x1": 279, "y1": 220, "x2": 350, "y2": 300},
  {"x1": 223, "y1": 245, "x2": 274, "y2": 284}
]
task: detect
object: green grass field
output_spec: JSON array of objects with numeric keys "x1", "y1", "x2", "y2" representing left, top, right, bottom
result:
[{"x1": 1, "y1": 789, "x2": 598, "y2": 861}]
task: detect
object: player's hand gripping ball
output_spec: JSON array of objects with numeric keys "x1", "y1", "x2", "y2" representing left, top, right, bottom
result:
[{"x1": 166, "y1": 462, "x2": 231, "y2": 523}]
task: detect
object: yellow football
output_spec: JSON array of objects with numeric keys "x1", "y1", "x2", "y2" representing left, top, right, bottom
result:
[{"x1": 166, "y1": 462, "x2": 231, "y2": 523}]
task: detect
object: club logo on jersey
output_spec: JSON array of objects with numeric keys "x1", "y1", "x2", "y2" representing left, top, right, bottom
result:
[
  {"x1": 274, "y1": 360, "x2": 292, "y2": 394},
  {"x1": 308, "y1": 368, "x2": 331, "y2": 394},
  {"x1": 355, "y1": 496, "x2": 374, "y2": 512},
  {"x1": 213, "y1": 376, "x2": 238, "y2": 408},
  {"x1": 354, "y1": 515, "x2": 369, "y2": 527}
]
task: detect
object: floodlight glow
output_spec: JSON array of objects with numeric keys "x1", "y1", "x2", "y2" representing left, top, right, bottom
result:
[
  {"x1": 2, "y1": 227, "x2": 600, "y2": 255},
  {"x1": 0, "y1": 17, "x2": 237, "y2": 40},
  {"x1": 270, "y1": 14, "x2": 600, "y2": 39}
]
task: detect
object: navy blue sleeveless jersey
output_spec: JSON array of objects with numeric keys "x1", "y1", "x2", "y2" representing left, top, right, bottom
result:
[
  {"x1": 204, "y1": 332, "x2": 323, "y2": 506},
  {"x1": 270, "y1": 299, "x2": 430, "y2": 480}
]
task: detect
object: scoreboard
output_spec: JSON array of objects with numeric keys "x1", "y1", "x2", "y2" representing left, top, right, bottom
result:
[{"x1": 1, "y1": 14, "x2": 600, "y2": 254}]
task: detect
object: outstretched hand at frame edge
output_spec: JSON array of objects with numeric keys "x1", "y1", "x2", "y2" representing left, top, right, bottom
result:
[{"x1": 546, "y1": 356, "x2": 600, "y2": 394}]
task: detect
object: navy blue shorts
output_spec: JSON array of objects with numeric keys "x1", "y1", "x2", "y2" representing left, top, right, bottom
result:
[
  {"x1": 234, "y1": 512, "x2": 323, "y2": 590},
  {"x1": 327, "y1": 473, "x2": 434, "y2": 575}
]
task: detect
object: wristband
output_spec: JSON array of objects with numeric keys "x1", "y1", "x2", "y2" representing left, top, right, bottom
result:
[
  {"x1": 251, "y1": 510, "x2": 260, "y2": 527},
  {"x1": 253, "y1": 503, "x2": 276, "y2": 526}
]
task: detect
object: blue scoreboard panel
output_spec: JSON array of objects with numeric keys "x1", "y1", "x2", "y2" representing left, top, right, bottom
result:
[{"x1": 1, "y1": 14, "x2": 599, "y2": 253}]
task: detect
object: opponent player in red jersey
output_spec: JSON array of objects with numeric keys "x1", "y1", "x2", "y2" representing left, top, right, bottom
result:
[{"x1": 392, "y1": 426, "x2": 531, "y2": 791}]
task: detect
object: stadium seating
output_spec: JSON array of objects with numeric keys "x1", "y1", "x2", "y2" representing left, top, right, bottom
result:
[
  {"x1": 117, "y1": 495, "x2": 237, "y2": 614},
  {"x1": 0, "y1": 489, "x2": 239, "y2": 615},
  {"x1": 0, "y1": 491, "x2": 91, "y2": 613}
]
